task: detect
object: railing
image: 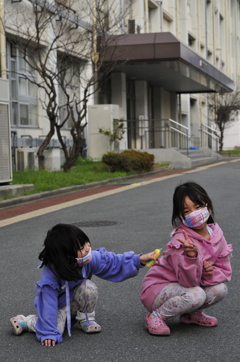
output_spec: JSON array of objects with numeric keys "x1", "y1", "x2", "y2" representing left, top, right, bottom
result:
[
  {"x1": 122, "y1": 118, "x2": 190, "y2": 154},
  {"x1": 200, "y1": 124, "x2": 219, "y2": 152}
]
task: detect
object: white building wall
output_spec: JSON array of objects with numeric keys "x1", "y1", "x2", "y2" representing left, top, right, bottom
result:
[{"x1": 3, "y1": 0, "x2": 240, "y2": 171}]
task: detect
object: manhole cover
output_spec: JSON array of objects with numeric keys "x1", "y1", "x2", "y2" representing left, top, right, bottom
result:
[{"x1": 71, "y1": 221, "x2": 119, "y2": 228}]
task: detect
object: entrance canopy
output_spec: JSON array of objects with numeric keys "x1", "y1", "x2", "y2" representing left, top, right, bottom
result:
[{"x1": 100, "y1": 32, "x2": 234, "y2": 94}]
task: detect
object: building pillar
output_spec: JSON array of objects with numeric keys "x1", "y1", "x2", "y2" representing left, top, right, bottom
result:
[
  {"x1": 111, "y1": 72, "x2": 127, "y2": 150},
  {"x1": 135, "y1": 80, "x2": 148, "y2": 149},
  {"x1": 152, "y1": 87, "x2": 162, "y2": 148}
]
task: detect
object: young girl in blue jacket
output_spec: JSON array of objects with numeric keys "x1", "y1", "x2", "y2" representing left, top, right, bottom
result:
[{"x1": 10, "y1": 223, "x2": 158, "y2": 347}]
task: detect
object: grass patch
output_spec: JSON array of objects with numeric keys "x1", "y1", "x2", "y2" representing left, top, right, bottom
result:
[
  {"x1": 7, "y1": 158, "x2": 170, "y2": 200},
  {"x1": 221, "y1": 150, "x2": 240, "y2": 156},
  {"x1": 12, "y1": 159, "x2": 128, "y2": 195}
]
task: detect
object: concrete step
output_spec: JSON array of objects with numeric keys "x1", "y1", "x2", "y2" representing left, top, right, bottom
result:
[
  {"x1": 176, "y1": 149, "x2": 220, "y2": 168},
  {"x1": 191, "y1": 156, "x2": 218, "y2": 167},
  {"x1": 0, "y1": 184, "x2": 34, "y2": 200},
  {"x1": 178, "y1": 150, "x2": 208, "y2": 158}
]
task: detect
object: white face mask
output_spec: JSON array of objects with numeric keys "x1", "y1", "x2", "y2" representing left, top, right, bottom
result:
[
  {"x1": 181, "y1": 207, "x2": 210, "y2": 228},
  {"x1": 75, "y1": 247, "x2": 92, "y2": 266}
]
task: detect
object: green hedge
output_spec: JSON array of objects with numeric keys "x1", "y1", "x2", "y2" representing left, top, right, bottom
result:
[{"x1": 102, "y1": 150, "x2": 154, "y2": 172}]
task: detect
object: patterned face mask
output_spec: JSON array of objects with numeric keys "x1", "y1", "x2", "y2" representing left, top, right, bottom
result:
[
  {"x1": 75, "y1": 247, "x2": 92, "y2": 266},
  {"x1": 181, "y1": 207, "x2": 210, "y2": 228}
]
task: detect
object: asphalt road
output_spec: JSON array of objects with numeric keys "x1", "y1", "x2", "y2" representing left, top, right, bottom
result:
[{"x1": 1, "y1": 160, "x2": 240, "y2": 362}]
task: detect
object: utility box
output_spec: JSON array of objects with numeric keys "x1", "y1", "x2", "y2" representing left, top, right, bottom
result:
[
  {"x1": 88, "y1": 104, "x2": 119, "y2": 159},
  {"x1": 0, "y1": 78, "x2": 12, "y2": 184},
  {"x1": 15, "y1": 148, "x2": 38, "y2": 171}
]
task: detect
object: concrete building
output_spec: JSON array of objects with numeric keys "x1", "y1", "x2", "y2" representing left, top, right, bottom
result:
[{"x1": 0, "y1": 0, "x2": 239, "y2": 177}]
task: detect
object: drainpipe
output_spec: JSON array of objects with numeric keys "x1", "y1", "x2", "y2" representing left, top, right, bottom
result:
[
  {"x1": 176, "y1": 0, "x2": 180, "y2": 38},
  {"x1": 91, "y1": 0, "x2": 99, "y2": 103},
  {"x1": 225, "y1": 0, "x2": 229, "y2": 75},
  {"x1": 205, "y1": 1, "x2": 210, "y2": 135},
  {"x1": 198, "y1": 0, "x2": 203, "y2": 138},
  {"x1": 212, "y1": 0, "x2": 216, "y2": 66},
  {"x1": 156, "y1": 1, "x2": 163, "y2": 32},
  {"x1": 92, "y1": 0, "x2": 97, "y2": 61},
  {"x1": 0, "y1": 0, "x2": 6, "y2": 78},
  {"x1": 144, "y1": 0, "x2": 149, "y2": 33}
]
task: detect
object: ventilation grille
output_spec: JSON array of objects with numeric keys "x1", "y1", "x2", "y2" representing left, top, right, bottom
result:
[{"x1": 0, "y1": 103, "x2": 12, "y2": 183}]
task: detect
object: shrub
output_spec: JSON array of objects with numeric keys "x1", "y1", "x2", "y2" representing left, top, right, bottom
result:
[{"x1": 102, "y1": 150, "x2": 154, "y2": 172}]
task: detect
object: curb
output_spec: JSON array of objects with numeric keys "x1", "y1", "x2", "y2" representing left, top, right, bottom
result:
[{"x1": 0, "y1": 169, "x2": 170, "y2": 209}]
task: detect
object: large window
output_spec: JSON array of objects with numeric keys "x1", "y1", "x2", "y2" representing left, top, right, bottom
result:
[{"x1": 6, "y1": 41, "x2": 38, "y2": 127}]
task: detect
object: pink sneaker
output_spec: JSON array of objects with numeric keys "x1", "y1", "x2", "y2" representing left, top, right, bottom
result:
[
  {"x1": 145, "y1": 314, "x2": 170, "y2": 335},
  {"x1": 180, "y1": 312, "x2": 218, "y2": 327}
]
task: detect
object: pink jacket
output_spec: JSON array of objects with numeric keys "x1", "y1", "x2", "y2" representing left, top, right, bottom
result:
[{"x1": 140, "y1": 223, "x2": 232, "y2": 312}]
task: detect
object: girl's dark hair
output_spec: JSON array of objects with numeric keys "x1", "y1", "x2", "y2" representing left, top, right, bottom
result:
[
  {"x1": 39, "y1": 223, "x2": 90, "y2": 281},
  {"x1": 172, "y1": 182, "x2": 214, "y2": 227}
]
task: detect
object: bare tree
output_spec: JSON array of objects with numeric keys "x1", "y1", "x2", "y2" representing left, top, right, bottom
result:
[
  {"x1": 4, "y1": 0, "x2": 129, "y2": 171},
  {"x1": 208, "y1": 84, "x2": 240, "y2": 152}
]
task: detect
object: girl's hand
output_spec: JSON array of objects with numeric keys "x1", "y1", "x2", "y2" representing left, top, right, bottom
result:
[
  {"x1": 177, "y1": 230, "x2": 198, "y2": 258},
  {"x1": 42, "y1": 339, "x2": 56, "y2": 347},
  {"x1": 140, "y1": 250, "x2": 160, "y2": 265},
  {"x1": 203, "y1": 260, "x2": 214, "y2": 275}
]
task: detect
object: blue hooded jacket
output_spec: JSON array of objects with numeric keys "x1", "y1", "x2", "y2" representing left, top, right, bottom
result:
[{"x1": 34, "y1": 248, "x2": 144, "y2": 343}]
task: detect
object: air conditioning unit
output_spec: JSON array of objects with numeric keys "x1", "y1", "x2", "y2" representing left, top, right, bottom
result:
[
  {"x1": 0, "y1": 78, "x2": 12, "y2": 184},
  {"x1": 88, "y1": 104, "x2": 119, "y2": 159},
  {"x1": 16, "y1": 148, "x2": 38, "y2": 171}
]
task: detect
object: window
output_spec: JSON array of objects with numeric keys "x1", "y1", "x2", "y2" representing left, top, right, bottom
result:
[{"x1": 6, "y1": 41, "x2": 38, "y2": 127}]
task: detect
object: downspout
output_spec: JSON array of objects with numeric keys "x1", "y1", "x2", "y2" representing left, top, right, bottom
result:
[
  {"x1": 176, "y1": 0, "x2": 180, "y2": 38},
  {"x1": 0, "y1": 0, "x2": 6, "y2": 78},
  {"x1": 225, "y1": 1, "x2": 229, "y2": 76},
  {"x1": 212, "y1": 0, "x2": 216, "y2": 66},
  {"x1": 91, "y1": 0, "x2": 99, "y2": 103},
  {"x1": 144, "y1": 0, "x2": 149, "y2": 33},
  {"x1": 157, "y1": 1, "x2": 163, "y2": 32},
  {"x1": 205, "y1": 1, "x2": 210, "y2": 134},
  {"x1": 198, "y1": 0, "x2": 203, "y2": 143},
  {"x1": 92, "y1": 0, "x2": 97, "y2": 61}
]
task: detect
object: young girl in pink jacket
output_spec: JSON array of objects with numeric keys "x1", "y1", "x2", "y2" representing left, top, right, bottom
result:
[{"x1": 141, "y1": 182, "x2": 232, "y2": 335}]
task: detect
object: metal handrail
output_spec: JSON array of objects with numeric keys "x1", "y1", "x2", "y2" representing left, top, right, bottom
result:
[
  {"x1": 169, "y1": 126, "x2": 189, "y2": 137},
  {"x1": 169, "y1": 118, "x2": 189, "y2": 131},
  {"x1": 121, "y1": 118, "x2": 190, "y2": 152},
  {"x1": 201, "y1": 125, "x2": 219, "y2": 138},
  {"x1": 200, "y1": 124, "x2": 219, "y2": 152},
  {"x1": 167, "y1": 119, "x2": 189, "y2": 156},
  {"x1": 202, "y1": 129, "x2": 219, "y2": 140}
]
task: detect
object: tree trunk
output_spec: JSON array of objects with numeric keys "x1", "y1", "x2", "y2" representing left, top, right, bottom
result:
[
  {"x1": 219, "y1": 131, "x2": 224, "y2": 152},
  {"x1": 63, "y1": 145, "x2": 81, "y2": 172},
  {"x1": 37, "y1": 125, "x2": 55, "y2": 170}
]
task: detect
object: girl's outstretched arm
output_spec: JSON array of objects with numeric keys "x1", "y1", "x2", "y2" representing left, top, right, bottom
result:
[{"x1": 89, "y1": 248, "x2": 157, "y2": 282}]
